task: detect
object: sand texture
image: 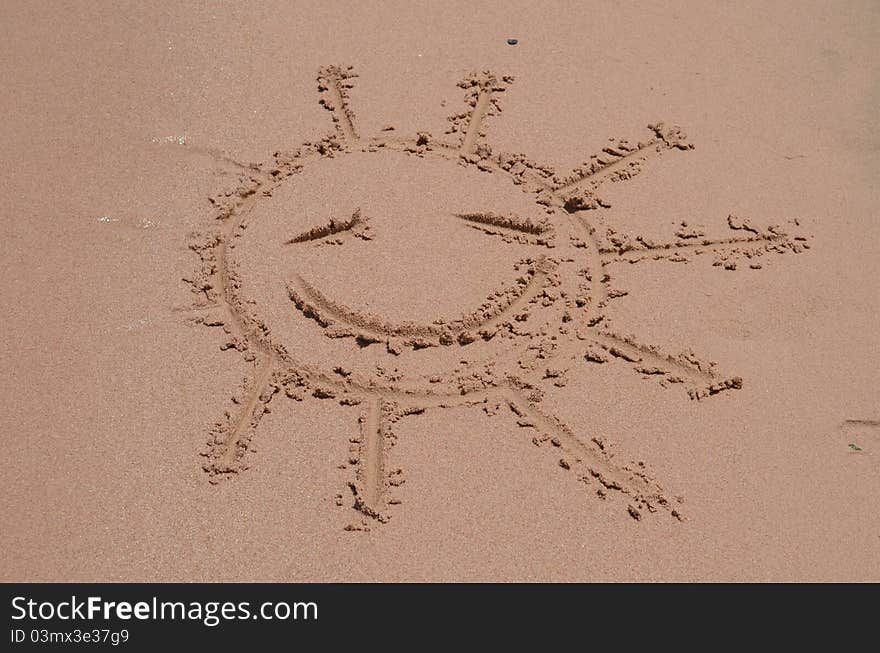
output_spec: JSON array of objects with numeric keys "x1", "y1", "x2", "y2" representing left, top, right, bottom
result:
[{"x1": 1, "y1": 1, "x2": 878, "y2": 581}]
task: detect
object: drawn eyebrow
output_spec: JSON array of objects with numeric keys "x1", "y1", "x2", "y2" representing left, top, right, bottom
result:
[
  {"x1": 286, "y1": 208, "x2": 368, "y2": 244},
  {"x1": 453, "y1": 212, "x2": 551, "y2": 237}
]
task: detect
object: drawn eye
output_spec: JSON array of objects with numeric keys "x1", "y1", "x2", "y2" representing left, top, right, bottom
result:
[
  {"x1": 454, "y1": 211, "x2": 553, "y2": 245},
  {"x1": 287, "y1": 209, "x2": 552, "y2": 247},
  {"x1": 286, "y1": 208, "x2": 372, "y2": 245}
]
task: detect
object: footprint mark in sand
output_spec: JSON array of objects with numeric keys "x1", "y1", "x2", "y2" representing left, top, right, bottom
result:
[{"x1": 176, "y1": 66, "x2": 811, "y2": 529}]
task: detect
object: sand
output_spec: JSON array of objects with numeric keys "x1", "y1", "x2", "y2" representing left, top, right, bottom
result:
[{"x1": 1, "y1": 1, "x2": 878, "y2": 581}]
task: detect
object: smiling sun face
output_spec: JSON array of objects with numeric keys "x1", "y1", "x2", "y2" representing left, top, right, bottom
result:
[
  {"x1": 233, "y1": 146, "x2": 583, "y2": 398},
  {"x1": 185, "y1": 66, "x2": 807, "y2": 529}
]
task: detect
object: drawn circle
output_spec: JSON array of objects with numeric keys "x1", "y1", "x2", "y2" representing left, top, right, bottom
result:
[{"x1": 231, "y1": 146, "x2": 598, "y2": 396}]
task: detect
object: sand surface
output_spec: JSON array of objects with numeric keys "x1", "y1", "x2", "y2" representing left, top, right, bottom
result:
[{"x1": 1, "y1": 1, "x2": 878, "y2": 581}]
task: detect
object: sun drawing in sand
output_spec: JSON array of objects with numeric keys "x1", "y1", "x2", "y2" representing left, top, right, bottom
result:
[{"x1": 183, "y1": 66, "x2": 809, "y2": 530}]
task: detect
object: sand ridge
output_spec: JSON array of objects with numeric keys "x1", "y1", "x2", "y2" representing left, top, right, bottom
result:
[{"x1": 182, "y1": 64, "x2": 811, "y2": 531}]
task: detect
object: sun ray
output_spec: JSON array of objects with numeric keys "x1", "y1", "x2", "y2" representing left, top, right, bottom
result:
[
  {"x1": 202, "y1": 359, "x2": 277, "y2": 481},
  {"x1": 599, "y1": 233, "x2": 798, "y2": 264},
  {"x1": 454, "y1": 72, "x2": 509, "y2": 156},
  {"x1": 589, "y1": 329, "x2": 711, "y2": 379},
  {"x1": 317, "y1": 65, "x2": 360, "y2": 145},
  {"x1": 349, "y1": 395, "x2": 390, "y2": 522},
  {"x1": 503, "y1": 389, "x2": 679, "y2": 519},
  {"x1": 551, "y1": 123, "x2": 693, "y2": 212}
]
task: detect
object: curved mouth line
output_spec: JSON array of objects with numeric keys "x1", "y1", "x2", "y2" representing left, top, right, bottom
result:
[{"x1": 287, "y1": 260, "x2": 547, "y2": 344}]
